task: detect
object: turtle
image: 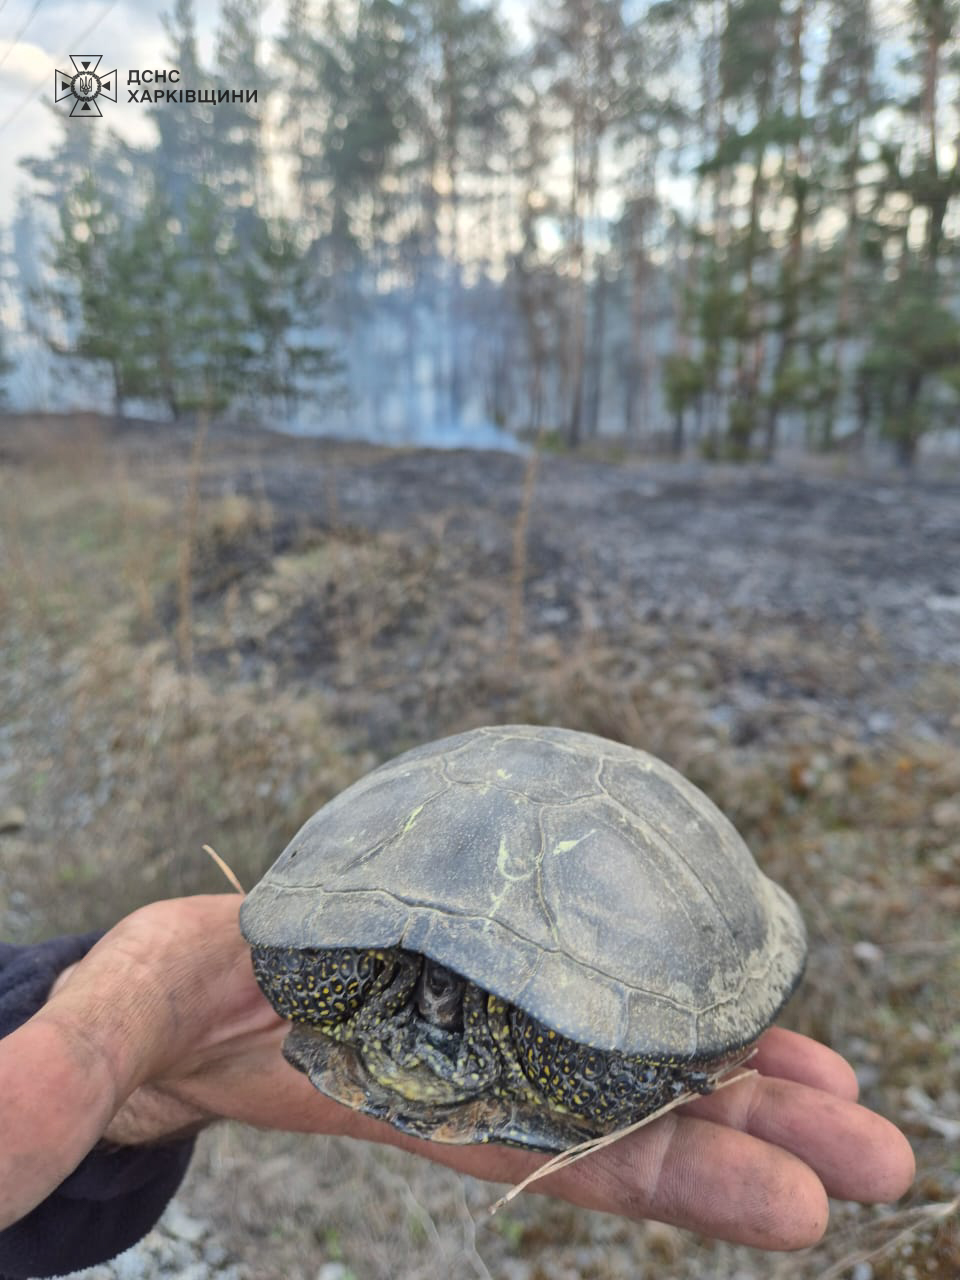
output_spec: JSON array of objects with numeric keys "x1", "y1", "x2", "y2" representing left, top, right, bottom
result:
[{"x1": 239, "y1": 724, "x2": 807, "y2": 1152}]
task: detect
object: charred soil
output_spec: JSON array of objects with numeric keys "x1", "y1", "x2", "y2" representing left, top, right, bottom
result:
[{"x1": 1, "y1": 413, "x2": 957, "y2": 1279}]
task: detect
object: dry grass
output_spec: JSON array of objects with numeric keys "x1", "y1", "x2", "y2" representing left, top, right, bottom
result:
[
  {"x1": 0, "y1": 414, "x2": 956, "y2": 1279},
  {"x1": 507, "y1": 430, "x2": 543, "y2": 673},
  {"x1": 175, "y1": 409, "x2": 210, "y2": 675},
  {"x1": 0, "y1": 419, "x2": 361, "y2": 932}
]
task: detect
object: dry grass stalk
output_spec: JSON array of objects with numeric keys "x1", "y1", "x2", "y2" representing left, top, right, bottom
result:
[
  {"x1": 490, "y1": 1063, "x2": 759, "y2": 1213},
  {"x1": 323, "y1": 459, "x2": 342, "y2": 532},
  {"x1": 453, "y1": 1176, "x2": 494, "y2": 1280},
  {"x1": 507, "y1": 432, "x2": 543, "y2": 670},
  {"x1": 202, "y1": 844, "x2": 246, "y2": 894},
  {"x1": 176, "y1": 408, "x2": 210, "y2": 677},
  {"x1": 249, "y1": 440, "x2": 275, "y2": 537},
  {"x1": 170, "y1": 406, "x2": 211, "y2": 895},
  {"x1": 814, "y1": 1195, "x2": 959, "y2": 1280},
  {"x1": 0, "y1": 477, "x2": 46, "y2": 633},
  {"x1": 113, "y1": 452, "x2": 159, "y2": 629},
  {"x1": 320, "y1": 462, "x2": 352, "y2": 670}
]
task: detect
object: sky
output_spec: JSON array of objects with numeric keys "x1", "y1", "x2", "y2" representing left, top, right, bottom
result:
[{"x1": 0, "y1": 0, "x2": 287, "y2": 223}]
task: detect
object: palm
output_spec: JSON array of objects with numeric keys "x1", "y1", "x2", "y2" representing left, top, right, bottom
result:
[{"x1": 1, "y1": 896, "x2": 914, "y2": 1251}]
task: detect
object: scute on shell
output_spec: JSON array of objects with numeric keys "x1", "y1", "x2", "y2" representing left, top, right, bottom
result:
[{"x1": 239, "y1": 725, "x2": 807, "y2": 1057}]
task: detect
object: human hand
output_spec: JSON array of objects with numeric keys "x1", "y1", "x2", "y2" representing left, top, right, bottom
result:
[{"x1": 0, "y1": 895, "x2": 914, "y2": 1250}]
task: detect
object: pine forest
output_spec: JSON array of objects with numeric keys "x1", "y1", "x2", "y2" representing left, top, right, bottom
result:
[{"x1": 4, "y1": 0, "x2": 960, "y2": 464}]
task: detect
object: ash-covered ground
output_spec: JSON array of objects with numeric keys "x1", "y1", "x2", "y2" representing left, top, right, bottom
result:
[{"x1": 1, "y1": 414, "x2": 957, "y2": 1280}]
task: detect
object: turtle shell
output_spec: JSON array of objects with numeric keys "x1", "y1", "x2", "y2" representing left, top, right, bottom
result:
[{"x1": 239, "y1": 725, "x2": 806, "y2": 1059}]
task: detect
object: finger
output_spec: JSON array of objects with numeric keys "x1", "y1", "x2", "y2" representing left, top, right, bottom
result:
[
  {"x1": 751, "y1": 1027, "x2": 860, "y2": 1100},
  {"x1": 682, "y1": 1071, "x2": 915, "y2": 1205},
  {"x1": 0, "y1": 897, "x2": 249, "y2": 1225},
  {"x1": 0, "y1": 1017, "x2": 118, "y2": 1228},
  {"x1": 561, "y1": 1112, "x2": 830, "y2": 1249},
  {"x1": 364, "y1": 1107, "x2": 830, "y2": 1250}
]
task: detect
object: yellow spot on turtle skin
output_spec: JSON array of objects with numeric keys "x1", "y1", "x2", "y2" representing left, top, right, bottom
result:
[
  {"x1": 402, "y1": 803, "x2": 425, "y2": 833},
  {"x1": 496, "y1": 768, "x2": 510, "y2": 780}
]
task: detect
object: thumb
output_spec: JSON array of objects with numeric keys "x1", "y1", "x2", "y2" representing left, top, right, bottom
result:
[
  {"x1": 0, "y1": 1008, "x2": 124, "y2": 1227},
  {"x1": 0, "y1": 913, "x2": 203, "y2": 1229}
]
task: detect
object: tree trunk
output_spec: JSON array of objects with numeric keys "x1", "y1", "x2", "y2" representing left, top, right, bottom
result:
[
  {"x1": 823, "y1": 106, "x2": 863, "y2": 451},
  {"x1": 763, "y1": 177, "x2": 807, "y2": 458},
  {"x1": 672, "y1": 408, "x2": 685, "y2": 456},
  {"x1": 584, "y1": 258, "x2": 608, "y2": 439},
  {"x1": 441, "y1": 27, "x2": 463, "y2": 427},
  {"x1": 763, "y1": 0, "x2": 806, "y2": 459},
  {"x1": 728, "y1": 142, "x2": 766, "y2": 458},
  {"x1": 565, "y1": 88, "x2": 590, "y2": 449}
]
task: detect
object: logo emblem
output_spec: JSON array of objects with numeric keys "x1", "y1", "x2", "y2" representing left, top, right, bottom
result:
[{"x1": 55, "y1": 55, "x2": 117, "y2": 117}]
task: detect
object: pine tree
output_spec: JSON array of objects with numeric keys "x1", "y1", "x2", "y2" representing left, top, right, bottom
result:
[
  {"x1": 276, "y1": 0, "x2": 324, "y2": 226},
  {"x1": 114, "y1": 192, "x2": 187, "y2": 417},
  {"x1": 173, "y1": 186, "x2": 252, "y2": 414},
  {"x1": 508, "y1": 85, "x2": 565, "y2": 434},
  {"x1": 45, "y1": 173, "x2": 132, "y2": 414},
  {"x1": 214, "y1": 0, "x2": 272, "y2": 244},
  {"x1": 714, "y1": 0, "x2": 789, "y2": 456},
  {"x1": 860, "y1": 269, "x2": 960, "y2": 466},
  {"x1": 815, "y1": 0, "x2": 880, "y2": 450},
  {"x1": 158, "y1": 0, "x2": 217, "y2": 217},
  {"x1": 406, "y1": 0, "x2": 515, "y2": 422},
  {"x1": 532, "y1": 0, "x2": 639, "y2": 446},
  {"x1": 858, "y1": 0, "x2": 960, "y2": 463},
  {"x1": 238, "y1": 215, "x2": 338, "y2": 414}
]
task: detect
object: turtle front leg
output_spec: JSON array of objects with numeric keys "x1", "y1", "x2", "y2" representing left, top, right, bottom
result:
[{"x1": 366, "y1": 982, "x2": 502, "y2": 1102}]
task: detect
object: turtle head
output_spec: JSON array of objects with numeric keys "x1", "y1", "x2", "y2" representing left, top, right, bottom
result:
[{"x1": 415, "y1": 959, "x2": 465, "y2": 1030}]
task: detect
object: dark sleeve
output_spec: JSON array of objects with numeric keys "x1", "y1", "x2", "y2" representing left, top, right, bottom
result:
[{"x1": 0, "y1": 933, "x2": 197, "y2": 1280}]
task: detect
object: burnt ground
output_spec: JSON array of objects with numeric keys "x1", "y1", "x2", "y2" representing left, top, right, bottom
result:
[
  {"x1": 176, "y1": 424, "x2": 960, "y2": 753},
  {"x1": 0, "y1": 413, "x2": 958, "y2": 1280}
]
